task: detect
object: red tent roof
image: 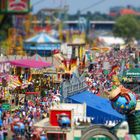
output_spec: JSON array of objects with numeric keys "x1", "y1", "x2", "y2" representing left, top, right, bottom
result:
[
  {"x1": 120, "y1": 9, "x2": 140, "y2": 15},
  {"x1": 26, "y1": 92, "x2": 40, "y2": 95},
  {"x1": 9, "y1": 59, "x2": 52, "y2": 68}
]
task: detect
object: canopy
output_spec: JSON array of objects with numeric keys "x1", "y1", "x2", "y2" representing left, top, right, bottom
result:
[
  {"x1": 5, "y1": 75, "x2": 32, "y2": 90},
  {"x1": 31, "y1": 54, "x2": 45, "y2": 61},
  {"x1": 25, "y1": 32, "x2": 61, "y2": 44},
  {"x1": 68, "y1": 90, "x2": 124, "y2": 124},
  {"x1": 98, "y1": 36, "x2": 125, "y2": 46},
  {"x1": 9, "y1": 59, "x2": 51, "y2": 68},
  {"x1": 24, "y1": 32, "x2": 61, "y2": 55},
  {"x1": 26, "y1": 92, "x2": 40, "y2": 95},
  {"x1": 5, "y1": 75, "x2": 21, "y2": 90},
  {"x1": 124, "y1": 68, "x2": 140, "y2": 77}
]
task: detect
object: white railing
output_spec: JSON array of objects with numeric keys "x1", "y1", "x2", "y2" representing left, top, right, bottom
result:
[{"x1": 62, "y1": 81, "x2": 87, "y2": 98}]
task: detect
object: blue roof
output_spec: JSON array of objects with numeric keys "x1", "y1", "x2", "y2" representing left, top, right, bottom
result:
[
  {"x1": 25, "y1": 32, "x2": 61, "y2": 44},
  {"x1": 69, "y1": 90, "x2": 124, "y2": 124},
  {"x1": 24, "y1": 44, "x2": 60, "y2": 51}
]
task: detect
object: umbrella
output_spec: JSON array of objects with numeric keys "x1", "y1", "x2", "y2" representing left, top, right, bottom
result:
[
  {"x1": 92, "y1": 47, "x2": 100, "y2": 51},
  {"x1": 28, "y1": 100, "x2": 35, "y2": 107},
  {"x1": 17, "y1": 122, "x2": 25, "y2": 129},
  {"x1": 13, "y1": 117, "x2": 20, "y2": 122},
  {"x1": 101, "y1": 47, "x2": 110, "y2": 51}
]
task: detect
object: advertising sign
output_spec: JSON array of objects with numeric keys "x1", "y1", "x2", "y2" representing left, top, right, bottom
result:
[
  {"x1": 8, "y1": 0, "x2": 30, "y2": 13},
  {"x1": 49, "y1": 109, "x2": 72, "y2": 127},
  {"x1": 0, "y1": 0, "x2": 30, "y2": 14},
  {"x1": 2, "y1": 103, "x2": 11, "y2": 111}
]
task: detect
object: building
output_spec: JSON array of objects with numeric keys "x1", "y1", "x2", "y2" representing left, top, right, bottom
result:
[
  {"x1": 109, "y1": 6, "x2": 140, "y2": 17},
  {"x1": 33, "y1": 103, "x2": 90, "y2": 140}
]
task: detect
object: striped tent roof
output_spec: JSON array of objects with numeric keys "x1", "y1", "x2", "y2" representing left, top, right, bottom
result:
[
  {"x1": 25, "y1": 32, "x2": 61, "y2": 44},
  {"x1": 31, "y1": 54, "x2": 45, "y2": 62}
]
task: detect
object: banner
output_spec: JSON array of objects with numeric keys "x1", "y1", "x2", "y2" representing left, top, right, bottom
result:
[
  {"x1": 0, "y1": 0, "x2": 30, "y2": 13},
  {"x1": 8, "y1": 0, "x2": 30, "y2": 13}
]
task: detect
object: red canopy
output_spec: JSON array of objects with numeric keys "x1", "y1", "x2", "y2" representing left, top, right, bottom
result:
[
  {"x1": 26, "y1": 92, "x2": 40, "y2": 95},
  {"x1": 9, "y1": 59, "x2": 51, "y2": 68}
]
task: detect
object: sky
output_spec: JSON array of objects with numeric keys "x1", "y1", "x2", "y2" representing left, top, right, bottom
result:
[{"x1": 31, "y1": 0, "x2": 140, "y2": 14}]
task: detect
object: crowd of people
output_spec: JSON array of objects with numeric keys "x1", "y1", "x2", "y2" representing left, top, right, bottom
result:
[
  {"x1": 0, "y1": 45, "x2": 137, "y2": 139},
  {"x1": 0, "y1": 89, "x2": 61, "y2": 140},
  {"x1": 85, "y1": 47, "x2": 136, "y2": 96}
]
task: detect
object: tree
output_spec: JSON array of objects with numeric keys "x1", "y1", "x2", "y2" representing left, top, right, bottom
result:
[
  {"x1": 86, "y1": 11, "x2": 92, "y2": 20},
  {"x1": 113, "y1": 15, "x2": 140, "y2": 42},
  {"x1": 76, "y1": 10, "x2": 81, "y2": 19}
]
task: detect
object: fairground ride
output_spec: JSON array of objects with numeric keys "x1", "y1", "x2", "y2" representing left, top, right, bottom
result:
[
  {"x1": 31, "y1": 0, "x2": 69, "y2": 41},
  {"x1": 0, "y1": 0, "x2": 31, "y2": 56},
  {"x1": 7, "y1": 0, "x2": 69, "y2": 56}
]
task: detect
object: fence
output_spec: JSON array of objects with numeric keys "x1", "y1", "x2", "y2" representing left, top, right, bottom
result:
[{"x1": 62, "y1": 75, "x2": 88, "y2": 99}]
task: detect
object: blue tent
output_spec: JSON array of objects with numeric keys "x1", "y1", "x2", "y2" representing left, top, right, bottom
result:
[
  {"x1": 24, "y1": 32, "x2": 61, "y2": 56},
  {"x1": 68, "y1": 90, "x2": 124, "y2": 124}
]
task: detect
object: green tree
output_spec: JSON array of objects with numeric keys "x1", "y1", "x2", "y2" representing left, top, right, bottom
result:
[
  {"x1": 86, "y1": 11, "x2": 92, "y2": 20},
  {"x1": 113, "y1": 15, "x2": 140, "y2": 42}
]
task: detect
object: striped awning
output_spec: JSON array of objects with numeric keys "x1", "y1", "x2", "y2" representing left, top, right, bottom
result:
[
  {"x1": 25, "y1": 32, "x2": 61, "y2": 44},
  {"x1": 7, "y1": 75, "x2": 21, "y2": 90}
]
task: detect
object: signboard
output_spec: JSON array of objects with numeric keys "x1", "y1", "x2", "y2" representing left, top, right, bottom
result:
[
  {"x1": 0, "y1": 0, "x2": 30, "y2": 14},
  {"x1": 49, "y1": 109, "x2": 72, "y2": 127},
  {"x1": 2, "y1": 103, "x2": 11, "y2": 111},
  {"x1": 8, "y1": 0, "x2": 30, "y2": 13},
  {"x1": 125, "y1": 68, "x2": 140, "y2": 77}
]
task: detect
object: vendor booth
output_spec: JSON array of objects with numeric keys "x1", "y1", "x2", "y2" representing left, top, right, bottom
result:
[
  {"x1": 122, "y1": 68, "x2": 140, "y2": 94},
  {"x1": 68, "y1": 90, "x2": 124, "y2": 124},
  {"x1": 9, "y1": 59, "x2": 51, "y2": 68},
  {"x1": 9, "y1": 58, "x2": 52, "y2": 92}
]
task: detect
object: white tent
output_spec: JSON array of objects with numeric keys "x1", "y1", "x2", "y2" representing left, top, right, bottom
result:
[{"x1": 98, "y1": 36, "x2": 125, "y2": 46}]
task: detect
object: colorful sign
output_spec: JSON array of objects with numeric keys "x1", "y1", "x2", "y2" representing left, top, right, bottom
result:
[
  {"x1": 0, "y1": 0, "x2": 30, "y2": 14},
  {"x1": 2, "y1": 103, "x2": 11, "y2": 111},
  {"x1": 49, "y1": 109, "x2": 72, "y2": 127},
  {"x1": 8, "y1": 0, "x2": 29, "y2": 12}
]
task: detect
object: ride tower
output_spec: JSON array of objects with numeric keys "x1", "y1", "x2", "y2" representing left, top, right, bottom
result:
[{"x1": 0, "y1": 0, "x2": 30, "y2": 55}]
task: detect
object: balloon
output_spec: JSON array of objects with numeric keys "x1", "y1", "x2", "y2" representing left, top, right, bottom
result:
[
  {"x1": 108, "y1": 85, "x2": 137, "y2": 114},
  {"x1": 111, "y1": 92, "x2": 137, "y2": 114}
]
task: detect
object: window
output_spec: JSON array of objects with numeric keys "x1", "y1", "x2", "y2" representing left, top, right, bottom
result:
[{"x1": 47, "y1": 133, "x2": 66, "y2": 140}]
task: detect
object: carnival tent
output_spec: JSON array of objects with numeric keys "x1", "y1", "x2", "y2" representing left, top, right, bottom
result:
[
  {"x1": 9, "y1": 59, "x2": 51, "y2": 68},
  {"x1": 24, "y1": 32, "x2": 61, "y2": 56},
  {"x1": 31, "y1": 53, "x2": 45, "y2": 62},
  {"x1": 98, "y1": 36, "x2": 125, "y2": 46},
  {"x1": 68, "y1": 90, "x2": 124, "y2": 124}
]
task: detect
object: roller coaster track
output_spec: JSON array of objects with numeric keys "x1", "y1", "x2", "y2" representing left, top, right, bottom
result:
[{"x1": 80, "y1": 125, "x2": 118, "y2": 140}]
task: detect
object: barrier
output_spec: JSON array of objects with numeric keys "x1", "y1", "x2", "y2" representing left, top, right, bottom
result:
[{"x1": 127, "y1": 110, "x2": 140, "y2": 134}]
